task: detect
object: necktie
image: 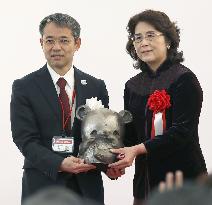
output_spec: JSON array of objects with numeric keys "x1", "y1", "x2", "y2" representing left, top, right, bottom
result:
[{"x1": 57, "y1": 78, "x2": 71, "y2": 134}]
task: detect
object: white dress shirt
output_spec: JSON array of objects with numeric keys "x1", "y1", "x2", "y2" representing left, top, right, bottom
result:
[{"x1": 47, "y1": 64, "x2": 76, "y2": 128}]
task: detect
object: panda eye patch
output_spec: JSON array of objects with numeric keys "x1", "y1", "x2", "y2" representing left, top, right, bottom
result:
[
  {"x1": 90, "y1": 130, "x2": 97, "y2": 135},
  {"x1": 113, "y1": 130, "x2": 119, "y2": 136}
]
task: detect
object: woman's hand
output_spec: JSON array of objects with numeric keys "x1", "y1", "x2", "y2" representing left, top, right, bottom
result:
[{"x1": 108, "y1": 144, "x2": 147, "y2": 169}]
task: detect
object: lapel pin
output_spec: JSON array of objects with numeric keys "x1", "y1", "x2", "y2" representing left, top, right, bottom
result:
[{"x1": 81, "y1": 80, "x2": 87, "y2": 85}]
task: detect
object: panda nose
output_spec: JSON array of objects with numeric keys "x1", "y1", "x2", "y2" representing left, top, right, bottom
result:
[{"x1": 100, "y1": 130, "x2": 107, "y2": 136}]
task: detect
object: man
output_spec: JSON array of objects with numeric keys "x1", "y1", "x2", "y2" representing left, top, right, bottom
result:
[
  {"x1": 146, "y1": 182, "x2": 212, "y2": 205},
  {"x1": 10, "y1": 13, "x2": 122, "y2": 204},
  {"x1": 23, "y1": 186, "x2": 100, "y2": 205}
]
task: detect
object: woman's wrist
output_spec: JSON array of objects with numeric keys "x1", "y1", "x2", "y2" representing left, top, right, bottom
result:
[{"x1": 133, "y1": 143, "x2": 147, "y2": 156}]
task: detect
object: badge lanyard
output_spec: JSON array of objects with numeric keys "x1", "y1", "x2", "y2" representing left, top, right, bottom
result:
[{"x1": 58, "y1": 89, "x2": 76, "y2": 131}]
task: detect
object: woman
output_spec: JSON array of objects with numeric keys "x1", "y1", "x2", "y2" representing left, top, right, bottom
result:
[{"x1": 109, "y1": 10, "x2": 207, "y2": 204}]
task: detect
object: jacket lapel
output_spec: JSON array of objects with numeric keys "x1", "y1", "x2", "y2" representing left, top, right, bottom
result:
[
  {"x1": 34, "y1": 65, "x2": 61, "y2": 121},
  {"x1": 74, "y1": 66, "x2": 87, "y2": 108}
]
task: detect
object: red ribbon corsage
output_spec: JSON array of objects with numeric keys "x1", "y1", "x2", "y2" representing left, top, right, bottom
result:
[{"x1": 147, "y1": 90, "x2": 171, "y2": 139}]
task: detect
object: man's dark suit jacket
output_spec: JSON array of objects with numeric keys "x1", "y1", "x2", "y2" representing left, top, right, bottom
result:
[{"x1": 10, "y1": 64, "x2": 109, "y2": 203}]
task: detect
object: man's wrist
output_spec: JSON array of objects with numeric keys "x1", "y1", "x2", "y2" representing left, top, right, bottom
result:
[{"x1": 59, "y1": 158, "x2": 66, "y2": 172}]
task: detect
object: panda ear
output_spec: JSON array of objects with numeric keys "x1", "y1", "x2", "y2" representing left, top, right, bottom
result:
[
  {"x1": 76, "y1": 105, "x2": 91, "y2": 120},
  {"x1": 118, "y1": 110, "x2": 133, "y2": 124}
]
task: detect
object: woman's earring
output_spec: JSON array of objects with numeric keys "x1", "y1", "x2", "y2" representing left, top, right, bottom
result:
[{"x1": 167, "y1": 45, "x2": 170, "y2": 49}]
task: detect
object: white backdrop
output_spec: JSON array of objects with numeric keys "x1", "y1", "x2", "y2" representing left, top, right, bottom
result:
[{"x1": 0, "y1": 0, "x2": 211, "y2": 204}]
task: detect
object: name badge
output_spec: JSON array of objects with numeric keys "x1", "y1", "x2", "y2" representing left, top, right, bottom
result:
[{"x1": 52, "y1": 136, "x2": 74, "y2": 153}]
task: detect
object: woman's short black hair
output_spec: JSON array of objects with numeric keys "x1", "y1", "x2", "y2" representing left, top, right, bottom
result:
[{"x1": 126, "y1": 10, "x2": 184, "y2": 71}]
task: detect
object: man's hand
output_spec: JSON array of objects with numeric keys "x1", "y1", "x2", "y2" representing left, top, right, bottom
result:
[
  {"x1": 59, "y1": 156, "x2": 96, "y2": 174},
  {"x1": 158, "y1": 170, "x2": 183, "y2": 192},
  {"x1": 105, "y1": 167, "x2": 125, "y2": 179}
]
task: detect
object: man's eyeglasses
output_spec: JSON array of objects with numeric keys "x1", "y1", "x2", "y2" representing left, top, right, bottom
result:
[
  {"x1": 132, "y1": 32, "x2": 163, "y2": 44},
  {"x1": 43, "y1": 38, "x2": 72, "y2": 47}
]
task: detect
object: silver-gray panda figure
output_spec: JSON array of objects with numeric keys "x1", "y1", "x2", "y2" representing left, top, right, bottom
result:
[{"x1": 76, "y1": 105, "x2": 132, "y2": 170}]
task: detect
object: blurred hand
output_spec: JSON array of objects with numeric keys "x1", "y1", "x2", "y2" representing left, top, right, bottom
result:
[
  {"x1": 105, "y1": 167, "x2": 125, "y2": 179},
  {"x1": 59, "y1": 156, "x2": 96, "y2": 174},
  {"x1": 108, "y1": 144, "x2": 147, "y2": 170},
  {"x1": 158, "y1": 170, "x2": 183, "y2": 192}
]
